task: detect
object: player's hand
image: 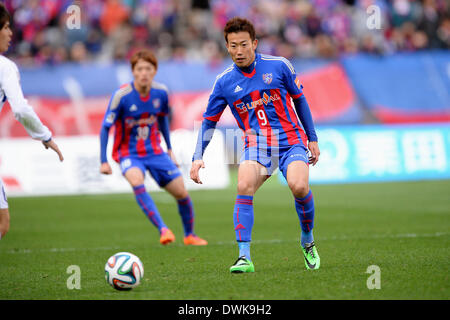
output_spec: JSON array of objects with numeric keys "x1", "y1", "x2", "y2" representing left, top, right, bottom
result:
[
  {"x1": 308, "y1": 141, "x2": 320, "y2": 166},
  {"x1": 100, "y1": 162, "x2": 112, "y2": 175},
  {"x1": 167, "y1": 149, "x2": 179, "y2": 168},
  {"x1": 42, "y1": 139, "x2": 64, "y2": 162},
  {"x1": 190, "y1": 160, "x2": 205, "y2": 184}
]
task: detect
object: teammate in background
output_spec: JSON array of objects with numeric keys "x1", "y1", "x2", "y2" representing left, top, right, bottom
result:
[
  {"x1": 190, "y1": 17, "x2": 320, "y2": 272},
  {"x1": 100, "y1": 49, "x2": 207, "y2": 246},
  {"x1": 0, "y1": 3, "x2": 64, "y2": 240}
]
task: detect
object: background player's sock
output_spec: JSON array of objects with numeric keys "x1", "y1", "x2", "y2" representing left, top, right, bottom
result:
[
  {"x1": 238, "y1": 241, "x2": 251, "y2": 261},
  {"x1": 234, "y1": 195, "x2": 254, "y2": 259},
  {"x1": 294, "y1": 190, "x2": 315, "y2": 248},
  {"x1": 177, "y1": 196, "x2": 194, "y2": 236},
  {"x1": 133, "y1": 184, "x2": 167, "y2": 232}
]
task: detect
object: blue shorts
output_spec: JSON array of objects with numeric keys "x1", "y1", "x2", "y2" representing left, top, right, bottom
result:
[
  {"x1": 119, "y1": 153, "x2": 181, "y2": 188},
  {"x1": 240, "y1": 144, "x2": 309, "y2": 178}
]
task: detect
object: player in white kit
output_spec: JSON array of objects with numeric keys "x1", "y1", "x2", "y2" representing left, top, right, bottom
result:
[{"x1": 0, "y1": 3, "x2": 63, "y2": 240}]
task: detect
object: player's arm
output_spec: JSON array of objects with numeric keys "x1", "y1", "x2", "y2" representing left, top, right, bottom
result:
[
  {"x1": 2, "y1": 61, "x2": 63, "y2": 161},
  {"x1": 282, "y1": 60, "x2": 320, "y2": 165},
  {"x1": 99, "y1": 126, "x2": 112, "y2": 174},
  {"x1": 292, "y1": 95, "x2": 319, "y2": 165},
  {"x1": 157, "y1": 115, "x2": 172, "y2": 149},
  {"x1": 190, "y1": 78, "x2": 227, "y2": 184},
  {"x1": 157, "y1": 95, "x2": 177, "y2": 166},
  {"x1": 99, "y1": 93, "x2": 121, "y2": 174}
]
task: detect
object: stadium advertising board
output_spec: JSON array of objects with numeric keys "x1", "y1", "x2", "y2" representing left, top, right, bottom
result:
[
  {"x1": 281, "y1": 124, "x2": 450, "y2": 184},
  {"x1": 0, "y1": 130, "x2": 229, "y2": 197}
]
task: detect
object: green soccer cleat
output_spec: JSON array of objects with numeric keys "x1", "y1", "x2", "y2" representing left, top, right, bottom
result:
[
  {"x1": 230, "y1": 256, "x2": 255, "y2": 273},
  {"x1": 302, "y1": 241, "x2": 320, "y2": 270}
]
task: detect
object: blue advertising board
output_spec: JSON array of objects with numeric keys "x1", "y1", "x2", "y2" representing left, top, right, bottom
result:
[{"x1": 280, "y1": 124, "x2": 450, "y2": 184}]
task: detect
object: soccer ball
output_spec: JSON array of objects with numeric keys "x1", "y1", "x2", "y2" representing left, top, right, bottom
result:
[{"x1": 105, "y1": 252, "x2": 144, "y2": 291}]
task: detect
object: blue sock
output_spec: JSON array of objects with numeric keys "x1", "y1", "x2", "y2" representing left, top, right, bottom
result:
[
  {"x1": 294, "y1": 190, "x2": 315, "y2": 248},
  {"x1": 238, "y1": 241, "x2": 251, "y2": 261},
  {"x1": 301, "y1": 230, "x2": 314, "y2": 247},
  {"x1": 234, "y1": 195, "x2": 254, "y2": 260},
  {"x1": 133, "y1": 185, "x2": 167, "y2": 233},
  {"x1": 177, "y1": 196, "x2": 194, "y2": 236}
]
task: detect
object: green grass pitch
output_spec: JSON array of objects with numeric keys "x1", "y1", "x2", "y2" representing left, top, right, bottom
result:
[{"x1": 0, "y1": 171, "x2": 449, "y2": 300}]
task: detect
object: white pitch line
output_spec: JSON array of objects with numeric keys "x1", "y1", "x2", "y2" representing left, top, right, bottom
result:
[
  {"x1": 4, "y1": 246, "x2": 121, "y2": 255},
  {"x1": 213, "y1": 231, "x2": 450, "y2": 246},
  {"x1": 2, "y1": 232, "x2": 448, "y2": 254}
]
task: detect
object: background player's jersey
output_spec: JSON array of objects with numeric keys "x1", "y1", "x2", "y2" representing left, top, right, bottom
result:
[
  {"x1": 203, "y1": 53, "x2": 308, "y2": 148},
  {"x1": 102, "y1": 81, "x2": 170, "y2": 162}
]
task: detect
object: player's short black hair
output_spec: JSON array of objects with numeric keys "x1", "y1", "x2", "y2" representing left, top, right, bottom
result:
[
  {"x1": 223, "y1": 17, "x2": 256, "y2": 43},
  {"x1": 0, "y1": 3, "x2": 11, "y2": 30}
]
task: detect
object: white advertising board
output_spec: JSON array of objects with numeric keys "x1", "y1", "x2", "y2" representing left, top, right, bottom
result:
[{"x1": 0, "y1": 129, "x2": 229, "y2": 197}]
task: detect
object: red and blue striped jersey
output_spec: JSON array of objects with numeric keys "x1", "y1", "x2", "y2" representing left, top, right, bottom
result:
[
  {"x1": 101, "y1": 81, "x2": 169, "y2": 162},
  {"x1": 203, "y1": 53, "x2": 309, "y2": 148}
]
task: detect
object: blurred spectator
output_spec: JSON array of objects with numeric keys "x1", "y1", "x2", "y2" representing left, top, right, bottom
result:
[
  {"x1": 70, "y1": 41, "x2": 89, "y2": 62},
  {"x1": 436, "y1": 17, "x2": 450, "y2": 47},
  {"x1": 2, "y1": 0, "x2": 449, "y2": 65},
  {"x1": 99, "y1": 0, "x2": 130, "y2": 35}
]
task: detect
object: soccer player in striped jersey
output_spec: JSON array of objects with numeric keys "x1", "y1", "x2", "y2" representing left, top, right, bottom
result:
[
  {"x1": 99, "y1": 49, "x2": 207, "y2": 246},
  {"x1": 190, "y1": 17, "x2": 320, "y2": 272},
  {"x1": 0, "y1": 4, "x2": 64, "y2": 240}
]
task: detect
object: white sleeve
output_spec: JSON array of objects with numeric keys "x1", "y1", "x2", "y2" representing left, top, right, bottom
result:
[{"x1": 2, "y1": 61, "x2": 52, "y2": 141}]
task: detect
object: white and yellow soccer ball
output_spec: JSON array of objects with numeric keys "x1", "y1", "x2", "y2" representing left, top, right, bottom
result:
[{"x1": 105, "y1": 252, "x2": 144, "y2": 291}]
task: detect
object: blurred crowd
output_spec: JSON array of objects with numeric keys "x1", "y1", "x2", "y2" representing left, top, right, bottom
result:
[{"x1": 3, "y1": 0, "x2": 449, "y2": 66}]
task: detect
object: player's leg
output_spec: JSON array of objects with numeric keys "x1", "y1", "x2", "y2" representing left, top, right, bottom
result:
[
  {"x1": 284, "y1": 156, "x2": 320, "y2": 270},
  {"x1": 163, "y1": 176, "x2": 207, "y2": 245},
  {"x1": 0, "y1": 180, "x2": 9, "y2": 240},
  {"x1": 285, "y1": 160, "x2": 313, "y2": 239},
  {"x1": 230, "y1": 160, "x2": 268, "y2": 273},
  {"x1": 121, "y1": 159, "x2": 171, "y2": 244},
  {"x1": 0, "y1": 209, "x2": 10, "y2": 240}
]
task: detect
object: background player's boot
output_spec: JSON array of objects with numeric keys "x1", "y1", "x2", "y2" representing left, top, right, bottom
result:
[
  {"x1": 230, "y1": 256, "x2": 254, "y2": 273},
  {"x1": 302, "y1": 241, "x2": 320, "y2": 270},
  {"x1": 160, "y1": 227, "x2": 175, "y2": 245},
  {"x1": 183, "y1": 234, "x2": 208, "y2": 246}
]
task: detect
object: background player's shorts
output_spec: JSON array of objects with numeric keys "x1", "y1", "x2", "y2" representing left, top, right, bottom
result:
[
  {"x1": 240, "y1": 144, "x2": 309, "y2": 178},
  {"x1": 0, "y1": 178, "x2": 8, "y2": 209},
  {"x1": 119, "y1": 153, "x2": 182, "y2": 187}
]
